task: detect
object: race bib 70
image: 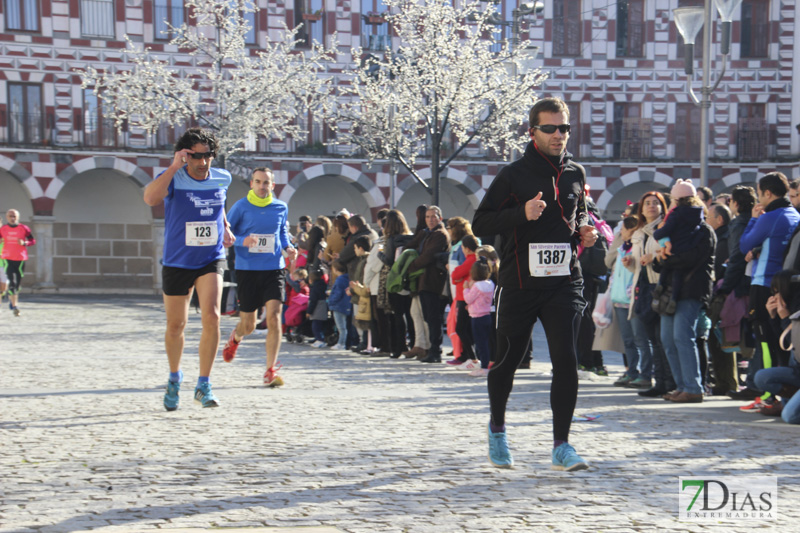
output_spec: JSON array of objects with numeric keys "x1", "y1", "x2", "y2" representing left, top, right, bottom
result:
[{"x1": 248, "y1": 233, "x2": 276, "y2": 254}]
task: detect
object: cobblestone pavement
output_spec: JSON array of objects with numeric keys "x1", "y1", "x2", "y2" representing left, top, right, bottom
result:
[{"x1": 1, "y1": 295, "x2": 798, "y2": 533}]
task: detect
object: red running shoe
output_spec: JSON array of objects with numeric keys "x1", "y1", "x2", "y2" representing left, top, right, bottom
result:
[
  {"x1": 739, "y1": 397, "x2": 764, "y2": 412},
  {"x1": 222, "y1": 330, "x2": 240, "y2": 362},
  {"x1": 264, "y1": 363, "x2": 284, "y2": 387}
]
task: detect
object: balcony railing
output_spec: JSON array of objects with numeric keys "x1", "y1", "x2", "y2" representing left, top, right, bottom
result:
[
  {"x1": 361, "y1": 17, "x2": 390, "y2": 51},
  {"x1": 0, "y1": 111, "x2": 54, "y2": 145},
  {"x1": 614, "y1": 118, "x2": 652, "y2": 160},
  {"x1": 0, "y1": 114, "x2": 783, "y2": 164},
  {"x1": 616, "y1": 21, "x2": 645, "y2": 57},
  {"x1": 81, "y1": 0, "x2": 115, "y2": 38},
  {"x1": 82, "y1": 116, "x2": 119, "y2": 147},
  {"x1": 741, "y1": 22, "x2": 769, "y2": 58},
  {"x1": 553, "y1": 19, "x2": 581, "y2": 56},
  {"x1": 737, "y1": 119, "x2": 774, "y2": 161},
  {"x1": 365, "y1": 34, "x2": 390, "y2": 52},
  {"x1": 674, "y1": 127, "x2": 701, "y2": 161}
]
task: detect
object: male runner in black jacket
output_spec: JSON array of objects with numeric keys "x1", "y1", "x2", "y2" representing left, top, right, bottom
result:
[{"x1": 473, "y1": 97, "x2": 597, "y2": 471}]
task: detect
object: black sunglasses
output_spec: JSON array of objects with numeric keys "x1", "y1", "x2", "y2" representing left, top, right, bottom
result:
[
  {"x1": 188, "y1": 151, "x2": 215, "y2": 160},
  {"x1": 532, "y1": 124, "x2": 571, "y2": 134}
]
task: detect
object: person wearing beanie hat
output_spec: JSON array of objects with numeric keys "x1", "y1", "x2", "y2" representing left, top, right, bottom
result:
[
  {"x1": 650, "y1": 182, "x2": 709, "y2": 403},
  {"x1": 670, "y1": 179, "x2": 696, "y2": 200},
  {"x1": 652, "y1": 182, "x2": 705, "y2": 312}
]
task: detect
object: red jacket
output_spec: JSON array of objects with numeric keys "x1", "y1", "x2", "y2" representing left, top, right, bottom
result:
[{"x1": 451, "y1": 253, "x2": 477, "y2": 302}]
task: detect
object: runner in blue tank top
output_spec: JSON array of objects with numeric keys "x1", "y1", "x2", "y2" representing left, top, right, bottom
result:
[
  {"x1": 221, "y1": 167, "x2": 297, "y2": 388},
  {"x1": 143, "y1": 128, "x2": 235, "y2": 411}
]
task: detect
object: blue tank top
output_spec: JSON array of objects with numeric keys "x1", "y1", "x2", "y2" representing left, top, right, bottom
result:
[{"x1": 161, "y1": 166, "x2": 232, "y2": 269}]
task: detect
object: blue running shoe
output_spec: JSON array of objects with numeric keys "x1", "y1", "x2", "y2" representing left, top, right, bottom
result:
[
  {"x1": 487, "y1": 423, "x2": 514, "y2": 468},
  {"x1": 194, "y1": 382, "x2": 220, "y2": 408},
  {"x1": 164, "y1": 380, "x2": 181, "y2": 411},
  {"x1": 551, "y1": 442, "x2": 589, "y2": 471}
]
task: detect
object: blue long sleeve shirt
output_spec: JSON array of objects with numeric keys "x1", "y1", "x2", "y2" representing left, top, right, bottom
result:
[
  {"x1": 227, "y1": 196, "x2": 292, "y2": 271},
  {"x1": 740, "y1": 198, "x2": 800, "y2": 287}
]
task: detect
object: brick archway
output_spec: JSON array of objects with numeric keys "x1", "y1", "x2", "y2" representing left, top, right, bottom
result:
[
  {"x1": 47, "y1": 156, "x2": 152, "y2": 201},
  {"x1": 277, "y1": 162, "x2": 386, "y2": 208},
  {"x1": 596, "y1": 170, "x2": 674, "y2": 213},
  {"x1": 0, "y1": 153, "x2": 38, "y2": 198},
  {"x1": 395, "y1": 166, "x2": 485, "y2": 208}
]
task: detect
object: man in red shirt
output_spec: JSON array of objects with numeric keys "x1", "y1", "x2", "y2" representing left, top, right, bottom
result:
[{"x1": 0, "y1": 209, "x2": 36, "y2": 316}]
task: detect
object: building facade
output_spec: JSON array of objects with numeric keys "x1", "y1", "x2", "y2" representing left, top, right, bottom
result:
[{"x1": 0, "y1": 0, "x2": 798, "y2": 292}]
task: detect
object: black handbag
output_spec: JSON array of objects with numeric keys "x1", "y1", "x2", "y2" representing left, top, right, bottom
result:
[{"x1": 650, "y1": 285, "x2": 675, "y2": 316}]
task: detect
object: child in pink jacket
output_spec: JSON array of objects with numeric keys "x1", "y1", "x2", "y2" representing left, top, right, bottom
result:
[{"x1": 463, "y1": 258, "x2": 495, "y2": 377}]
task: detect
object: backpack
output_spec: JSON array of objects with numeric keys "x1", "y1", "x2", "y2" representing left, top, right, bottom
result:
[{"x1": 387, "y1": 249, "x2": 423, "y2": 294}]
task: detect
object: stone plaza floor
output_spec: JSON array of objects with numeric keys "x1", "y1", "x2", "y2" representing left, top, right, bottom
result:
[{"x1": 1, "y1": 295, "x2": 798, "y2": 532}]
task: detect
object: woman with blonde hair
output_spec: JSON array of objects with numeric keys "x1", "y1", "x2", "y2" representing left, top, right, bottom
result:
[
  {"x1": 324, "y1": 214, "x2": 350, "y2": 284},
  {"x1": 316, "y1": 215, "x2": 332, "y2": 237}
]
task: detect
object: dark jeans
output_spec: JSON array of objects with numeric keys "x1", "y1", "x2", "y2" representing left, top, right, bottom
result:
[
  {"x1": 637, "y1": 314, "x2": 675, "y2": 391},
  {"x1": 472, "y1": 314, "x2": 492, "y2": 369},
  {"x1": 419, "y1": 290, "x2": 445, "y2": 358},
  {"x1": 311, "y1": 319, "x2": 326, "y2": 342}
]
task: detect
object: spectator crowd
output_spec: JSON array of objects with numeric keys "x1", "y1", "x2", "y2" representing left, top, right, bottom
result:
[{"x1": 222, "y1": 171, "x2": 800, "y2": 426}]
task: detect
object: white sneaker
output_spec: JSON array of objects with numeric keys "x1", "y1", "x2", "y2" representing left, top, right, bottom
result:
[
  {"x1": 469, "y1": 368, "x2": 489, "y2": 377},
  {"x1": 458, "y1": 359, "x2": 481, "y2": 370},
  {"x1": 313, "y1": 341, "x2": 327, "y2": 348}
]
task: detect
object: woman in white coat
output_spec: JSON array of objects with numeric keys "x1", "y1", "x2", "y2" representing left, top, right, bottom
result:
[{"x1": 623, "y1": 191, "x2": 675, "y2": 397}]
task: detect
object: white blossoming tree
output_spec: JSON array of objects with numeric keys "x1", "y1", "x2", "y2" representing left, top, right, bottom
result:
[
  {"x1": 332, "y1": 0, "x2": 547, "y2": 205},
  {"x1": 79, "y1": 0, "x2": 335, "y2": 163}
]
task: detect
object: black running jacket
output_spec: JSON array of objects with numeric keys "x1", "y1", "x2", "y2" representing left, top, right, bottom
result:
[{"x1": 473, "y1": 141, "x2": 589, "y2": 290}]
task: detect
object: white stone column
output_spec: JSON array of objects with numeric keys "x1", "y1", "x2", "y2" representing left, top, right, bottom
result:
[
  {"x1": 151, "y1": 219, "x2": 164, "y2": 292},
  {"x1": 31, "y1": 215, "x2": 56, "y2": 289}
]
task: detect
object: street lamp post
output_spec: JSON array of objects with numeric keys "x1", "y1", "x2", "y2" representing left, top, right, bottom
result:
[{"x1": 673, "y1": 0, "x2": 742, "y2": 188}]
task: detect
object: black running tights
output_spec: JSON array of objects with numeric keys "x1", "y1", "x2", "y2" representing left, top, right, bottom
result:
[
  {"x1": 6, "y1": 260, "x2": 23, "y2": 294},
  {"x1": 488, "y1": 305, "x2": 580, "y2": 442}
]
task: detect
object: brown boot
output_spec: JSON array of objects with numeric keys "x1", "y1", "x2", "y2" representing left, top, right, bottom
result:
[
  {"x1": 662, "y1": 390, "x2": 680, "y2": 401},
  {"x1": 670, "y1": 392, "x2": 704, "y2": 403},
  {"x1": 404, "y1": 347, "x2": 425, "y2": 359}
]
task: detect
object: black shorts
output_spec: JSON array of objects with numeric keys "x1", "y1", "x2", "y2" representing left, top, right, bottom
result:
[
  {"x1": 162, "y1": 259, "x2": 226, "y2": 296},
  {"x1": 236, "y1": 269, "x2": 286, "y2": 313},
  {"x1": 495, "y1": 281, "x2": 585, "y2": 336}
]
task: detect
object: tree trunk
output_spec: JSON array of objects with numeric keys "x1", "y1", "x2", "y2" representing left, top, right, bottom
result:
[{"x1": 431, "y1": 132, "x2": 440, "y2": 207}]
